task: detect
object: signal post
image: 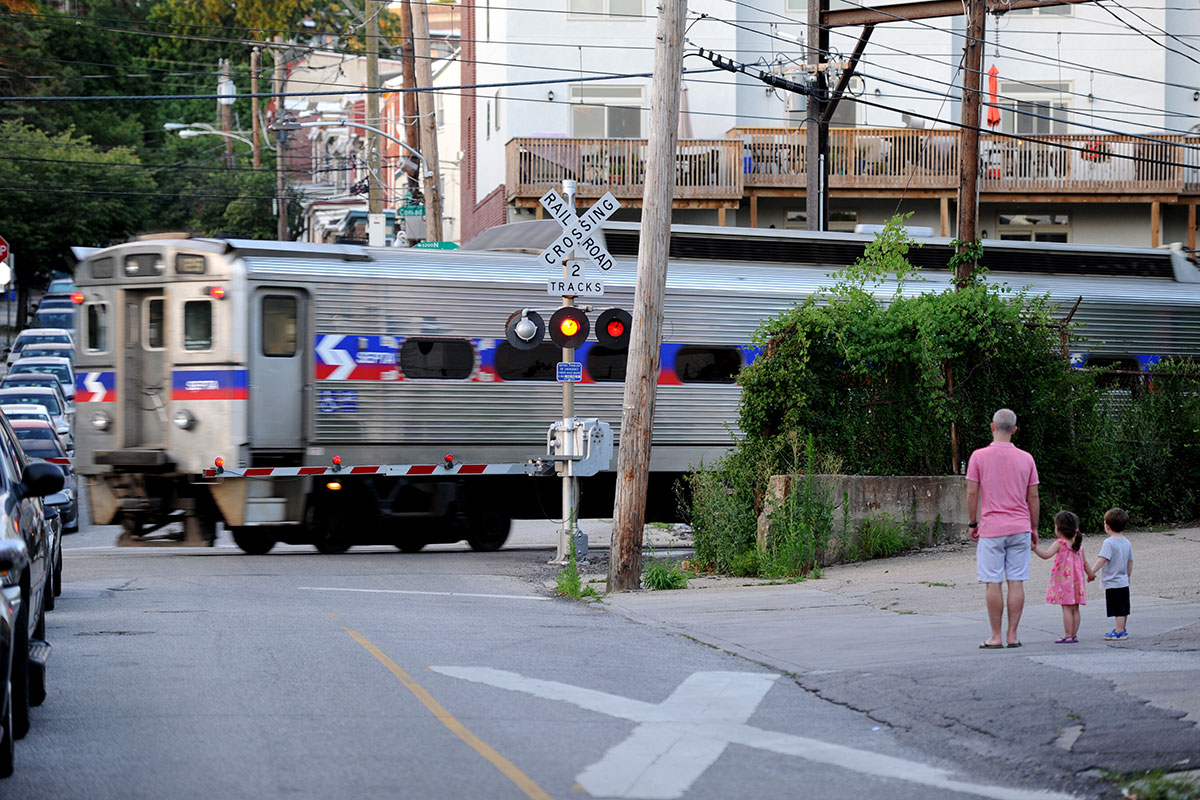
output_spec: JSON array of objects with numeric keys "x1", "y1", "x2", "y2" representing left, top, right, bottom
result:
[{"x1": 505, "y1": 180, "x2": 623, "y2": 562}]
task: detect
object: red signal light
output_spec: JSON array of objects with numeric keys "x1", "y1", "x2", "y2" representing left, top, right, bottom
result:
[
  {"x1": 560, "y1": 318, "x2": 580, "y2": 337},
  {"x1": 214, "y1": 457, "x2": 224, "y2": 468},
  {"x1": 606, "y1": 319, "x2": 625, "y2": 338},
  {"x1": 208, "y1": 286, "x2": 227, "y2": 300},
  {"x1": 71, "y1": 292, "x2": 85, "y2": 304},
  {"x1": 332, "y1": 455, "x2": 342, "y2": 466},
  {"x1": 596, "y1": 308, "x2": 632, "y2": 350},
  {"x1": 548, "y1": 307, "x2": 589, "y2": 348}
]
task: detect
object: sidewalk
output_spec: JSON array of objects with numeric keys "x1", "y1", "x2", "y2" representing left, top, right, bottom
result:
[{"x1": 601, "y1": 527, "x2": 1200, "y2": 783}]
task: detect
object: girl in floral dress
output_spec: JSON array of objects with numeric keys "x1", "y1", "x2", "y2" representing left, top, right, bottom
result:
[{"x1": 1033, "y1": 511, "x2": 1095, "y2": 643}]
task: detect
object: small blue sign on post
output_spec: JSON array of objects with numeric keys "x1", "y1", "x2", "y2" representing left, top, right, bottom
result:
[{"x1": 556, "y1": 362, "x2": 584, "y2": 383}]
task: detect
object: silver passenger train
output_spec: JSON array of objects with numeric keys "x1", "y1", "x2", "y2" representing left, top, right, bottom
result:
[{"x1": 71, "y1": 222, "x2": 1200, "y2": 553}]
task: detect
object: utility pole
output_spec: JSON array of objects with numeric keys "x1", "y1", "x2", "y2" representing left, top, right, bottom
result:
[
  {"x1": 365, "y1": 0, "x2": 384, "y2": 224},
  {"x1": 956, "y1": 0, "x2": 985, "y2": 284},
  {"x1": 274, "y1": 35, "x2": 289, "y2": 241},
  {"x1": 609, "y1": 0, "x2": 688, "y2": 592},
  {"x1": 805, "y1": 0, "x2": 830, "y2": 232},
  {"x1": 399, "y1": 0, "x2": 422, "y2": 204},
  {"x1": 251, "y1": 47, "x2": 262, "y2": 169},
  {"x1": 411, "y1": 0, "x2": 443, "y2": 242},
  {"x1": 219, "y1": 58, "x2": 235, "y2": 169}
]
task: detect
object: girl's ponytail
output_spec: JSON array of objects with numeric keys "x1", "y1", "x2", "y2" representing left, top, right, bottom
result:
[{"x1": 1054, "y1": 510, "x2": 1082, "y2": 551}]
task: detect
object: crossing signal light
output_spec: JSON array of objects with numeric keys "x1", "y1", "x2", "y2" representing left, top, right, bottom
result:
[
  {"x1": 504, "y1": 308, "x2": 545, "y2": 350},
  {"x1": 596, "y1": 308, "x2": 632, "y2": 350},
  {"x1": 549, "y1": 307, "x2": 589, "y2": 348}
]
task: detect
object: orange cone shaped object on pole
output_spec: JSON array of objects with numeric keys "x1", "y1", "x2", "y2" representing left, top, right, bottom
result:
[{"x1": 986, "y1": 65, "x2": 1001, "y2": 128}]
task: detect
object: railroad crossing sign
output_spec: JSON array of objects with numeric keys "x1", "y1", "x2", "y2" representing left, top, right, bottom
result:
[
  {"x1": 0, "y1": 235, "x2": 9, "y2": 263},
  {"x1": 537, "y1": 189, "x2": 620, "y2": 271}
]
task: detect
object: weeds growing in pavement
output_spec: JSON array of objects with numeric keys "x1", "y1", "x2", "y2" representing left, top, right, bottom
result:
[
  {"x1": 555, "y1": 531, "x2": 599, "y2": 600},
  {"x1": 1111, "y1": 770, "x2": 1200, "y2": 800},
  {"x1": 841, "y1": 512, "x2": 914, "y2": 563},
  {"x1": 642, "y1": 559, "x2": 691, "y2": 590}
]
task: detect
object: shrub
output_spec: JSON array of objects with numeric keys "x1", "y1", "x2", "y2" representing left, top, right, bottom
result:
[{"x1": 643, "y1": 559, "x2": 691, "y2": 590}]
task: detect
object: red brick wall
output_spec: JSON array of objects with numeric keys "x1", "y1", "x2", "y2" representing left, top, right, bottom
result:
[{"x1": 459, "y1": 0, "x2": 508, "y2": 245}]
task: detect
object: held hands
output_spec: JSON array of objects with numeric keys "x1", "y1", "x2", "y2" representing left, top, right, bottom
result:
[{"x1": 969, "y1": 527, "x2": 980, "y2": 542}]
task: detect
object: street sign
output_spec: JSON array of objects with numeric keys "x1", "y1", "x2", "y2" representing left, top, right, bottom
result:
[
  {"x1": 547, "y1": 278, "x2": 604, "y2": 297},
  {"x1": 537, "y1": 190, "x2": 620, "y2": 271},
  {"x1": 0, "y1": 235, "x2": 8, "y2": 263},
  {"x1": 556, "y1": 362, "x2": 584, "y2": 382},
  {"x1": 412, "y1": 241, "x2": 460, "y2": 250}
]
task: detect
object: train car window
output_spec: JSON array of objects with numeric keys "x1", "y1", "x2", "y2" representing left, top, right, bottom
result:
[
  {"x1": 175, "y1": 254, "x2": 207, "y2": 275},
  {"x1": 145, "y1": 298, "x2": 164, "y2": 350},
  {"x1": 86, "y1": 303, "x2": 109, "y2": 353},
  {"x1": 124, "y1": 254, "x2": 165, "y2": 277},
  {"x1": 183, "y1": 300, "x2": 213, "y2": 351},
  {"x1": 261, "y1": 296, "x2": 297, "y2": 357},
  {"x1": 676, "y1": 346, "x2": 742, "y2": 384},
  {"x1": 495, "y1": 343, "x2": 560, "y2": 381},
  {"x1": 91, "y1": 257, "x2": 114, "y2": 279},
  {"x1": 587, "y1": 346, "x2": 628, "y2": 382},
  {"x1": 399, "y1": 338, "x2": 473, "y2": 379},
  {"x1": 1087, "y1": 356, "x2": 1142, "y2": 393}
]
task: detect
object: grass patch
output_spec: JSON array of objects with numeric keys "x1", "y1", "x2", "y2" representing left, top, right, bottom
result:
[
  {"x1": 556, "y1": 536, "x2": 601, "y2": 600},
  {"x1": 1112, "y1": 770, "x2": 1200, "y2": 800},
  {"x1": 643, "y1": 559, "x2": 691, "y2": 590},
  {"x1": 919, "y1": 580, "x2": 954, "y2": 588}
]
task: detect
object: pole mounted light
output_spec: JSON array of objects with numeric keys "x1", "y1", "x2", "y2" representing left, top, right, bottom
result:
[{"x1": 270, "y1": 116, "x2": 433, "y2": 178}]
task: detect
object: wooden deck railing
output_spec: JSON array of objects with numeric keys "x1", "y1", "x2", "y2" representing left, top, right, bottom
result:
[{"x1": 506, "y1": 138, "x2": 743, "y2": 203}]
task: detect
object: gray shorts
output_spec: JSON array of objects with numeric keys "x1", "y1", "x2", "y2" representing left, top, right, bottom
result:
[{"x1": 977, "y1": 532, "x2": 1032, "y2": 583}]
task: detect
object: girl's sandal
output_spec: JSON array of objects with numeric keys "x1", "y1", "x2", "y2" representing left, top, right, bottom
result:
[{"x1": 1054, "y1": 636, "x2": 1073, "y2": 644}]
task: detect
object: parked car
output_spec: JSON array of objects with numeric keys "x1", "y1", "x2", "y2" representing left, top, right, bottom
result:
[
  {"x1": 0, "y1": 389, "x2": 71, "y2": 450},
  {"x1": 43, "y1": 278, "x2": 74, "y2": 298},
  {"x1": 7, "y1": 358, "x2": 75, "y2": 403},
  {"x1": 15, "y1": 344, "x2": 73, "y2": 364},
  {"x1": 36, "y1": 297, "x2": 74, "y2": 311},
  {"x1": 0, "y1": 413, "x2": 63, "y2": 748},
  {"x1": 0, "y1": 539, "x2": 29, "y2": 777},
  {"x1": 31, "y1": 309, "x2": 74, "y2": 331},
  {"x1": 11, "y1": 422, "x2": 76, "y2": 534},
  {"x1": 0, "y1": 377, "x2": 71, "y2": 430},
  {"x1": 5, "y1": 329, "x2": 74, "y2": 368},
  {"x1": 0, "y1": 405, "x2": 55, "y2": 430}
]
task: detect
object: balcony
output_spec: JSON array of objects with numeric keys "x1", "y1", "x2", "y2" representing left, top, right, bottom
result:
[{"x1": 506, "y1": 129, "x2": 1200, "y2": 207}]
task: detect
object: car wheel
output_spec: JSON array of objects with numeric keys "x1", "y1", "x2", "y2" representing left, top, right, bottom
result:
[
  {"x1": 467, "y1": 512, "x2": 511, "y2": 553},
  {"x1": 0, "y1": 682, "x2": 12, "y2": 778},
  {"x1": 44, "y1": 576, "x2": 55, "y2": 611},
  {"x1": 53, "y1": 551, "x2": 62, "y2": 598},
  {"x1": 12, "y1": 601, "x2": 30, "y2": 740},
  {"x1": 231, "y1": 528, "x2": 276, "y2": 555}
]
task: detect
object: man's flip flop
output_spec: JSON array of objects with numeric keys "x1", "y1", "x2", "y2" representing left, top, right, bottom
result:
[
  {"x1": 1007, "y1": 642, "x2": 1022, "y2": 648},
  {"x1": 979, "y1": 643, "x2": 1004, "y2": 649}
]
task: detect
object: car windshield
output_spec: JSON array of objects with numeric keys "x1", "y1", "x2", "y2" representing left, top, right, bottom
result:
[
  {"x1": 11, "y1": 363, "x2": 71, "y2": 384},
  {"x1": 20, "y1": 442, "x2": 66, "y2": 460},
  {"x1": 14, "y1": 428, "x2": 57, "y2": 443},
  {"x1": 23, "y1": 347, "x2": 73, "y2": 360},
  {"x1": 36, "y1": 312, "x2": 73, "y2": 329},
  {"x1": 4, "y1": 412, "x2": 47, "y2": 422},
  {"x1": 16, "y1": 333, "x2": 69, "y2": 349},
  {"x1": 0, "y1": 393, "x2": 61, "y2": 415},
  {"x1": 48, "y1": 279, "x2": 75, "y2": 294}
]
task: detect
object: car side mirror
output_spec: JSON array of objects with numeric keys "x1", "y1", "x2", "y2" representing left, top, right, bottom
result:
[
  {"x1": 0, "y1": 539, "x2": 29, "y2": 579},
  {"x1": 20, "y1": 461, "x2": 65, "y2": 499}
]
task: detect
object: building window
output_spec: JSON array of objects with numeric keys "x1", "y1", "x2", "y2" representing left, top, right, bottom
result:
[
  {"x1": 86, "y1": 304, "x2": 108, "y2": 354},
  {"x1": 785, "y1": 210, "x2": 806, "y2": 229},
  {"x1": 570, "y1": 85, "x2": 643, "y2": 138},
  {"x1": 399, "y1": 338, "x2": 474, "y2": 379},
  {"x1": 183, "y1": 300, "x2": 213, "y2": 351},
  {"x1": 830, "y1": 209, "x2": 858, "y2": 232},
  {"x1": 997, "y1": 212, "x2": 1070, "y2": 242},
  {"x1": 485, "y1": 102, "x2": 491, "y2": 140},
  {"x1": 436, "y1": 93, "x2": 445, "y2": 130},
  {"x1": 494, "y1": 91, "x2": 501, "y2": 131},
  {"x1": 998, "y1": 81, "x2": 1071, "y2": 135},
  {"x1": 495, "y1": 343, "x2": 559, "y2": 381},
  {"x1": 568, "y1": 0, "x2": 642, "y2": 18},
  {"x1": 261, "y1": 296, "x2": 297, "y2": 357}
]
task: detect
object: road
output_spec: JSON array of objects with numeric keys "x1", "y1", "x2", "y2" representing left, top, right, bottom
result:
[{"x1": 5, "y1": 513, "x2": 1194, "y2": 798}]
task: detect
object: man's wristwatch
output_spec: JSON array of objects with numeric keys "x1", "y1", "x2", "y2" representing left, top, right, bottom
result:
[{"x1": 968, "y1": 522, "x2": 979, "y2": 528}]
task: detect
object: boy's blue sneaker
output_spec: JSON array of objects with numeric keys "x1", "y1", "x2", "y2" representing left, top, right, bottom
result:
[
  {"x1": 1113, "y1": 629, "x2": 1129, "y2": 640},
  {"x1": 1104, "y1": 629, "x2": 1119, "y2": 640}
]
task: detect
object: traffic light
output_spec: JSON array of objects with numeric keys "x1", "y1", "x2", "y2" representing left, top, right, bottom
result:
[
  {"x1": 596, "y1": 308, "x2": 632, "y2": 350},
  {"x1": 549, "y1": 306, "x2": 590, "y2": 348},
  {"x1": 504, "y1": 308, "x2": 545, "y2": 350}
]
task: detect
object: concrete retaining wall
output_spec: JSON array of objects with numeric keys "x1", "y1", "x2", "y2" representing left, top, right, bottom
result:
[{"x1": 757, "y1": 474, "x2": 968, "y2": 565}]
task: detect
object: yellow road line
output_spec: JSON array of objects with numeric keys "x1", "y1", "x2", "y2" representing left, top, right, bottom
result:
[{"x1": 342, "y1": 626, "x2": 555, "y2": 800}]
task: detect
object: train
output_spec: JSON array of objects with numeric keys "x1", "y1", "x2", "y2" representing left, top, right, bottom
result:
[{"x1": 69, "y1": 221, "x2": 1200, "y2": 553}]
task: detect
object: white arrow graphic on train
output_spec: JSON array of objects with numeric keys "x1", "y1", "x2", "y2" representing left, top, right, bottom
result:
[
  {"x1": 316, "y1": 335, "x2": 356, "y2": 380},
  {"x1": 83, "y1": 372, "x2": 108, "y2": 402}
]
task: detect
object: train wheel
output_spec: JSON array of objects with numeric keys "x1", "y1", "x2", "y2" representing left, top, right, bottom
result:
[
  {"x1": 394, "y1": 537, "x2": 427, "y2": 553},
  {"x1": 313, "y1": 513, "x2": 354, "y2": 555},
  {"x1": 467, "y1": 512, "x2": 511, "y2": 552},
  {"x1": 231, "y1": 528, "x2": 276, "y2": 555}
]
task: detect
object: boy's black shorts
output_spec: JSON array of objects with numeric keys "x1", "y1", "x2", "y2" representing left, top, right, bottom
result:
[{"x1": 1105, "y1": 586, "x2": 1131, "y2": 618}]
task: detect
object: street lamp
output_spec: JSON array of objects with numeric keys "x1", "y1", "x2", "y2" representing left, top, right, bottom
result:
[
  {"x1": 270, "y1": 117, "x2": 431, "y2": 177},
  {"x1": 164, "y1": 122, "x2": 274, "y2": 151}
]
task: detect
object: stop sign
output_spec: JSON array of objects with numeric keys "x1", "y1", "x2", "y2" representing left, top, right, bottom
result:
[{"x1": 0, "y1": 235, "x2": 8, "y2": 262}]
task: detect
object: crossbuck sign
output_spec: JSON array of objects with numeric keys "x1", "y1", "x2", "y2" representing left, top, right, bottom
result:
[{"x1": 538, "y1": 189, "x2": 620, "y2": 271}]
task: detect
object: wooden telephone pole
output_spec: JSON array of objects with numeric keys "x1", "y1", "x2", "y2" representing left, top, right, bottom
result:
[
  {"x1": 273, "y1": 35, "x2": 289, "y2": 241},
  {"x1": 805, "y1": 0, "x2": 830, "y2": 232},
  {"x1": 955, "y1": 0, "x2": 985, "y2": 283},
  {"x1": 250, "y1": 47, "x2": 262, "y2": 169},
  {"x1": 411, "y1": 0, "x2": 443, "y2": 241},
  {"x1": 366, "y1": 0, "x2": 384, "y2": 218},
  {"x1": 399, "y1": 0, "x2": 422, "y2": 204},
  {"x1": 609, "y1": 0, "x2": 688, "y2": 592}
]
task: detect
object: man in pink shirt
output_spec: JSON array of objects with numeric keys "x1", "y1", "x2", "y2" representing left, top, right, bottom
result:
[{"x1": 966, "y1": 408, "x2": 1040, "y2": 649}]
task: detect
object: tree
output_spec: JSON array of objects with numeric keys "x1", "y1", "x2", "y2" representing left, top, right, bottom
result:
[{"x1": 0, "y1": 119, "x2": 156, "y2": 321}]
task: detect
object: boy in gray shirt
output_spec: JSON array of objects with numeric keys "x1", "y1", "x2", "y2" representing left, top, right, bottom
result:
[{"x1": 1091, "y1": 507, "x2": 1134, "y2": 641}]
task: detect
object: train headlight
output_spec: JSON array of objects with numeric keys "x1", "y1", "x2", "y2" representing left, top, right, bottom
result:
[
  {"x1": 172, "y1": 410, "x2": 196, "y2": 430},
  {"x1": 90, "y1": 411, "x2": 111, "y2": 431}
]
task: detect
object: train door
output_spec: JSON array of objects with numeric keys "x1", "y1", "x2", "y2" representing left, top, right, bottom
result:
[
  {"x1": 249, "y1": 290, "x2": 306, "y2": 449},
  {"x1": 122, "y1": 291, "x2": 167, "y2": 448}
]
